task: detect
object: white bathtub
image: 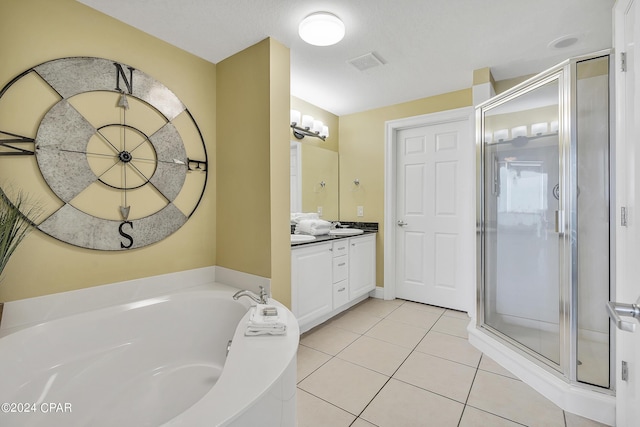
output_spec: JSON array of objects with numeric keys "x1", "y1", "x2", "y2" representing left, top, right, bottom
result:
[{"x1": 0, "y1": 283, "x2": 299, "y2": 426}]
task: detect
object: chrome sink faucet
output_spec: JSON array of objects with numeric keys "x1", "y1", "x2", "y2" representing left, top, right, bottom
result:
[{"x1": 233, "y1": 286, "x2": 269, "y2": 304}]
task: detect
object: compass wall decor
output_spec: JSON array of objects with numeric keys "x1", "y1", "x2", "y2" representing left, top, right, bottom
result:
[{"x1": 0, "y1": 57, "x2": 208, "y2": 250}]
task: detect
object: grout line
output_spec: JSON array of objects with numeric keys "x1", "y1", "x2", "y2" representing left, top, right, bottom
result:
[{"x1": 350, "y1": 306, "x2": 445, "y2": 421}]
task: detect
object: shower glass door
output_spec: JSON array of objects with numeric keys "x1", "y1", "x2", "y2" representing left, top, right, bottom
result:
[{"x1": 481, "y1": 74, "x2": 563, "y2": 367}]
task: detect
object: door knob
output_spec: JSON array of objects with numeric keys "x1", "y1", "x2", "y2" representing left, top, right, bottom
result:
[
  {"x1": 607, "y1": 300, "x2": 640, "y2": 332},
  {"x1": 397, "y1": 220, "x2": 408, "y2": 227}
]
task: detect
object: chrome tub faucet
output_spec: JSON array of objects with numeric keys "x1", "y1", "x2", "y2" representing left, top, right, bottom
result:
[{"x1": 233, "y1": 286, "x2": 268, "y2": 304}]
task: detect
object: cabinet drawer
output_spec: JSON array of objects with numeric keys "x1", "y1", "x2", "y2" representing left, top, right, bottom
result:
[
  {"x1": 332, "y1": 240, "x2": 349, "y2": 257},
  {"x1": 333, "y1": 280, "x2": 349, "y2": 309},
  {"x1": 333, "y1": 255, "x2": 348, "y2": 283}
]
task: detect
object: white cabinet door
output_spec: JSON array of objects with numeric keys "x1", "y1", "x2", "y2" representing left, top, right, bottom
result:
[
  {"x1": 348, "y1": 235, "x2": 376, "y2": 300},
  {"x1": 291, "y1": 243, "x2": 333, "y2": 327}
]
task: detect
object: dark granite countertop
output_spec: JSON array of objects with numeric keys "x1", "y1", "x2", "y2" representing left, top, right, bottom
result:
[{"x1": 290, "y1": 222, "x2": 378, "y2": 247}]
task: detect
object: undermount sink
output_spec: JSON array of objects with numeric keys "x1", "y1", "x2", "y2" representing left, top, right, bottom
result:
[
  {"x1": 291, "y1": 234, "x2": 316, "y2": 243},
  {"x1": 329, "y1": 228, "x2": 364, "y2": 236}
]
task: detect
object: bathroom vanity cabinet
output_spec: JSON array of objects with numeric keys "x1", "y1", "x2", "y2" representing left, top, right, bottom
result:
[{"x1": 291, "y1": 233, "x2": 376, "y2": 333}]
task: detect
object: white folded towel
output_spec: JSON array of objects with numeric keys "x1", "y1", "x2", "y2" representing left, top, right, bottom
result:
[
  {"x1": 295, "y1": 219, "x2": 332, "y2": 236},
  {"x1": 291, "y1": 212, "x2": 320, "y2": 224},
  {"x1": 245, "y1": 305, "x2": 287, "y2": 336}
]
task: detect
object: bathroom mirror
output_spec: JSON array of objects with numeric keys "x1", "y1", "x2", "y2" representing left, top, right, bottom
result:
[{"x1": 290, "y1": 141, "x2": 339, "y2": 220}]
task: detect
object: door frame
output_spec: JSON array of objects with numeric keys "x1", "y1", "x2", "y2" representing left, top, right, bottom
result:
[
  {"x1": 384, "y1": 106, "x2": 475, "y2": 314},
  {"x1": 614, "y1": 0, "x2": 638, "y2": 425}
]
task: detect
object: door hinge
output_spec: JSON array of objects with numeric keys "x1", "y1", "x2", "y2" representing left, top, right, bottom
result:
[
  {"x1": 622, "y1": 360, "x2": 629, "y2": 382},
  {"x1": 621, "y1": 52, "x2": 627, "y2": 72},
  {"x1": 621, "y1": 206, "x2": 628, "y2": 227}
]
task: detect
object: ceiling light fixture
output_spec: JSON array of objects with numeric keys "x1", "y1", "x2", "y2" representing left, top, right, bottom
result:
[{"x1": 298, "y1": 12, "x2": 345, "y2": 46}]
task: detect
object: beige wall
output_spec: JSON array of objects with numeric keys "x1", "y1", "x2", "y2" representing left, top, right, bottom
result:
[
  {"x1": 291, "y1": 97, "x2": 339, "y2": 152},
  {"x1": 339, "y1": 89, "x2": 472, "y2": 286},
  {"x1": 0, "y1": 0, "x2": 217, "y2": 302},
  {"x1": 268, "y1": 40, "x2": 292, "y2": 307},
  {"x1": 216, "y1": 39, "x2": 291, "y2": 307}
]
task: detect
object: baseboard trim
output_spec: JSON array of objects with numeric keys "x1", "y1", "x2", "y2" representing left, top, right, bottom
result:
[{"x1": 370, "y1": 286, "x2": 384, "y2": 299}]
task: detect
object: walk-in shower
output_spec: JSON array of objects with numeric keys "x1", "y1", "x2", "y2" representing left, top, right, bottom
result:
[{"x1": 474, "y1": 51, "x2": 614, "y2": 411}]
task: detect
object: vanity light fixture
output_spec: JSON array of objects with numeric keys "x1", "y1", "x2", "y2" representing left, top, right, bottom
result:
[
  {"x1": 290, "y1": 109, "x2": 329, "y2": 141},
  {"x1": 298, "y1": 12, "x2": 345, "y2": 47}
]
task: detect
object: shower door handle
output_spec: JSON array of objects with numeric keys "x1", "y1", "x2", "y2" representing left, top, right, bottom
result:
[
  {"x1": 554, "y1": 210, "x2": 562, "y2": 233},
  {"x1": 606, "y1": 301, "x2": 640, "y2": 332}
]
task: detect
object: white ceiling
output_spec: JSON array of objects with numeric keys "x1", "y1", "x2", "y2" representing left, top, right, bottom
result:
[{"x1": 77, "y1": 0, "x2": 614, "y2": 116}]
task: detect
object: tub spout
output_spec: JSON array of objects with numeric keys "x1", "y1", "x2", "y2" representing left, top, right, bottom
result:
[{"x1": 233, "y1": 286, "x2": 268, "y2": 304}]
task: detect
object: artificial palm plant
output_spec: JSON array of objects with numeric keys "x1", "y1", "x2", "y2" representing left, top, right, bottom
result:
[
  {"x1": 0, "y1": 189, "x2": 39, "y2": 322},
  {"x1": 0, "y1": 190, "x2": 38, "y2": 281}
]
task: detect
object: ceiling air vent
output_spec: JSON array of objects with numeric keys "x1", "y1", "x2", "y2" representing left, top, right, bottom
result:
[{"x1": 348, "y1": 52, "x2": 385, "y2": 71}]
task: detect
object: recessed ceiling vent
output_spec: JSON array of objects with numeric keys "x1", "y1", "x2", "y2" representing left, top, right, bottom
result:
[
  {"x1": 548, "y1": 34, "x2": 580, "y2": 49},
  {"x1": 348, "y1": 52, "x2": 385, "y2": 71}
]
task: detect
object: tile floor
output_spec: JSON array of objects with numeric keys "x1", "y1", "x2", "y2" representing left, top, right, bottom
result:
[{"x1": 296, "y1": 297, "x2": 609, "y2": 427}]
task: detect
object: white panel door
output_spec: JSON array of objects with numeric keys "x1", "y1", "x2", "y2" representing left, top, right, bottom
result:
[
  {"x1": 395, "y1": 119, "x2": 471, "y2": 310},
  {"x1": 614, "y1": 1, "x2": 640, "y2": 425}
]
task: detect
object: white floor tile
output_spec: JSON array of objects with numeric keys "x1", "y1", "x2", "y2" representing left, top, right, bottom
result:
[
  {"x1": 458, "y1": 406, "x2": 522, "y2": 427},
  {"x1": 330, "y1": 309, "x2": 382, "y2": 334},
  {"x1": 298, "y1": 357, "x2": 389, "y2": 415},
  {"x1": 415, "y1": 330, "x2": 482, "y2": 368},
  {"x1": 393, "y1": 352, "x2": 476, "y2": 403},
  {"x1": 361, "y1": 378, "x2": 464, "y2": 427},
  {"x1": 385, "y1": 305, "x2": 442, "y2": 329},
  {"x1": 297, "y1": 389, "x2": 356, "y2": 427},
  {"x1": 337, "y1": 335, "x2": 412, "y2": 376},
  {"x1": 295, "y1": 298, "x2": 607, "y2": 427},
  {"x1": 365, "y1": 318, "x2": 428, "y2": 349},
  {"x1": 300, "y1": 324, "x2": 360, "y2": 356},
  {"x1": 432, "y1": 315, "x2": 470, "y2": 338},
  {"x1": 297, "y1": 344, "x2": 332, "y2": 383},
  {"x1": 467, "y1": 370, "x2": 565, "y2": 427}
]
